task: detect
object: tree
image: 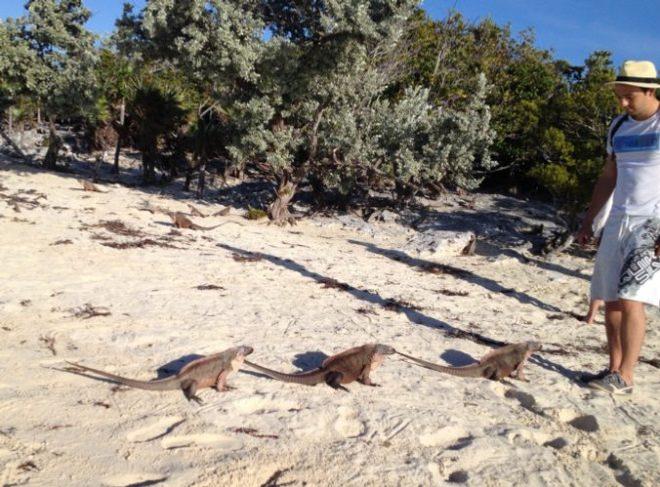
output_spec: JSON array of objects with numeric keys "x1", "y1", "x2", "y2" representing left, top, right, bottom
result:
[
  {"x1": 530, "y1": 51, "x2": 619, "y2": 224},
  {"x1": 0, "y1": 18, "x2": 36, "y2": 155},
  {"x1": 95, "y1": 48, "x2": 136, "y2": 173},
  {"x1": 140, "y1": 0, "x2": 264, "y2": 196},
  {"x1": 14, "y1": 0, "x2": 98, "y2": 169},
  {"x1": 227, "y1": 1, "x2": 495, "y2": 222},
  {"x1": 126, "y1": 82, "x2": 188, "y2": 183}
]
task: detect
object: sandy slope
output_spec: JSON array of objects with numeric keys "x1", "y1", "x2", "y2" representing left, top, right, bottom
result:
[{"x1": 0, "y1": 159, "x2": 658, "y2": 487}]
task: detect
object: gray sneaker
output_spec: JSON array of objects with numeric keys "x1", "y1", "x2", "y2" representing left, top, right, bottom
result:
[
  {"x1": 578, "y1": 368, "x2": 610, "y2": 384},
  {"x1": 588, "y1": 372, "x2": 633, "y2": 395}
]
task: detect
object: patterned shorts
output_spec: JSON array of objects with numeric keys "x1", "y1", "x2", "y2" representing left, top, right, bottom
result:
[{"x1": 591, "y1": 215, "x2": 660, "y2": 307}]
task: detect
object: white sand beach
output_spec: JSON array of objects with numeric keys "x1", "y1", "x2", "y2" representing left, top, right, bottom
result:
[{"x1": 0, "y1": 158, "x2": 658, "y2": 486}]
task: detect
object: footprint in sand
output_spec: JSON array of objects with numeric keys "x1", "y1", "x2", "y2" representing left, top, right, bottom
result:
[
  {"x1": 230, "y1": 395, "x2": 300, "y2": 415},
  {"x1": 503, "y1": 427, "x2": 551, "y2": 446},
  {"x1": 126, "y1": 416, "x2": 185, "y2": 443},
  {"x1": 419, "y1": 425, "x2": 469, "y2": 448},
  {"x1": 101, "y1": 473, "x2": 168, "y2": 486},
  {"x1": 160, "y1": 433, "x2": 243, "y2": 450},
  {"x1": 334, "y1": 406, "x2": 365, "y2": 438}
]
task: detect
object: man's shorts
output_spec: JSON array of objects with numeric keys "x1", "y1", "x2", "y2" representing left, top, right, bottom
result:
[{"x1": 591, "y1": 215, "x2": 660, "y2": 307}]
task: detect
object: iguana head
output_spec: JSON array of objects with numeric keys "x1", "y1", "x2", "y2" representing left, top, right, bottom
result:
[
  {"x1": 374, "y1": 344, "x2": 396, "y2": 355},
  {"x1": 236, "y1": 345, "x2": 254, "y2": 357},
  {"x1": 524, "y1": 341, "x2": 542, "y2": 352}
]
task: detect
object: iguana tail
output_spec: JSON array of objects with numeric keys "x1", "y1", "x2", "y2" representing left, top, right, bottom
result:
[
  {"x1": 396, "y1": 351, "x2": 486, "y2": 378},
  {"x1": 244, "y1": 360, "x2": 326, "y2": 385},
  {"x1": 195, "y1": 221, "x2": 243, "y2": 230},
  {"x1": 65, "y1": 361, "x2": 180, "y2": 391}
]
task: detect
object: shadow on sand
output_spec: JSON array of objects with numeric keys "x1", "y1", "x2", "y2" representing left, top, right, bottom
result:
[{"x1": 217, "y1": 243, "x2": 580, "y2": 381}]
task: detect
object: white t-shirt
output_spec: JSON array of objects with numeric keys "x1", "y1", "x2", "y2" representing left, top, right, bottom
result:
[{"x1": 606, "y1": 110, "x2": 660, "y2": 217}]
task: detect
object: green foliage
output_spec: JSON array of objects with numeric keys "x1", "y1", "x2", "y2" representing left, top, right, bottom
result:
[
  {"x1": 223, "y1": 0, "x2": 495, "y2": 213},
  {"x1": 399, "y1": 10, "x2": 621, "y2": 218},
  {"x1": 530, "y1": 52, "x2": 619, "y2": 218},
  {"x1": 0, "y1": 2, "x2": 628, "y2": 223},
  {"x1": 0, "y1": 17, "x2": 37, "y2": 117},
  {"x1": 20, "y1": 0, "x2": 98, "y2": 122},
  {"x1": 246, "y1": 206, "x2": 268, "y2": 220},
  {"x1": 126, "y1": 82, "x2": 188, "y2": 182}
]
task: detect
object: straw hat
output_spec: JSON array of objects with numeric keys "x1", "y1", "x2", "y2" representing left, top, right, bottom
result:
[{"x1": 607, "y1": 60, "x2": 660, "y2": 89}]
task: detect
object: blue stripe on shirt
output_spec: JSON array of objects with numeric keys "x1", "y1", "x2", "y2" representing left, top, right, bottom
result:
[{"x1": 613, "y1": 133, "x2": 660, "y2": 153}]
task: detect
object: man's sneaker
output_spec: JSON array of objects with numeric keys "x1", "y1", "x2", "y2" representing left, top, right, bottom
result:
[
  {"x1": 578, "y1": 368, "x2": 610, "y2": 384},
  {"x1": 588, "y1": 372, "x2": 633, "y2": 395}
]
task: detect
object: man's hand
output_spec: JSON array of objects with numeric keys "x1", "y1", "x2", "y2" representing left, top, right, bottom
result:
[{"x1": 576, "y1": 220, "x2": 594, "y2": 247}]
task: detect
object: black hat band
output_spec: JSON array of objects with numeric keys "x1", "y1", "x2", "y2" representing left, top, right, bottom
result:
[{"x1": 615, "y1": 76, "x2": 660, "y2": 83}]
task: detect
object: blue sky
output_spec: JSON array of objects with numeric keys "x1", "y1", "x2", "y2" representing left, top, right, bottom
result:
[
  {"x1": 423, "y1": 0, "x2": 660, "y2": 67},
  {"x1": 2, "y1": 0, "x2": 659, "y2": 67}
]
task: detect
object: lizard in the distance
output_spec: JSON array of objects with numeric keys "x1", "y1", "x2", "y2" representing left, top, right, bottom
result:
[{"x1": 167, "y1": 211, "x2": 243, "y2": 230}]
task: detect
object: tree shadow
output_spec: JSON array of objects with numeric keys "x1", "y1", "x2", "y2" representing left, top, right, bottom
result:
[
  {"x1": 478, "y1": 241, "x2": 590, "y2": 282},
  {"x1": 216, "y1": 243, "x2": 579, "y2": 381},
  {"x1": 348, "y1": 239, "x2": 562, "y2": 313},
  {"x1": 0, "y1": 151, "x2": 270, "y2": 215},
  {"x1": 416, "y1": 205, "x2": 593, "y2": 280},
  {"x1": 413, "y1": 205, "x2": 590, "y2": 281},
  {"x1": 528, "y1": 353, "x2": 581, "y2": 382}
]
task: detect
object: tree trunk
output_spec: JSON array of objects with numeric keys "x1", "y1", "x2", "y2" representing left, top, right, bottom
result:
[
  {"x1": 43, "y1": 119, "x2": 62, "y2": 170},
  {"x1": 394, "y1": 179, "x2": 416, "y2": 207},
  {"x1": 93, "y1": 151, "x2": 106, "y2": 181},
  {"x1": 142, "y1": 153, "x2": 155, "y2": 184},
  {"x1": 196, "y1": 159, "x2": 206, "y2": 199},
  {"x1": 184, "y1": 165, "x2": 193, "y2": 191},
  {"x1": 8, "y1": 109, "x2": 13, "y2": 134},
  {"x1": 37, "y1": 106, "x2": 42, "y2": 126},
  {"x1": 268, "y1": 178, "x2": 297, "y2": 225},
  {"x1": 0, "y1": 127, "x2": 27, "y2": 160},
  {"x1": 112, "y1": 97, "x2": 125, "y2": 175}
]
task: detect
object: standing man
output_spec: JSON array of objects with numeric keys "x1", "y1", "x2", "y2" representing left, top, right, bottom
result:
[{"x1": 576, "y1": 60, "x2": 660, "y2": 394}]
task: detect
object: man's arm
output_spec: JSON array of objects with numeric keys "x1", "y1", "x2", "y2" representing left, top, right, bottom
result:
[{"x1": 576, "y1": 154, "x2": 617, "y2": 246}]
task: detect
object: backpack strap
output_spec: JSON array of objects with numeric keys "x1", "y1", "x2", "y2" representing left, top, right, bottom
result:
[{"x1": 608, "y1": 114, "x2": 629, "y2": 154}]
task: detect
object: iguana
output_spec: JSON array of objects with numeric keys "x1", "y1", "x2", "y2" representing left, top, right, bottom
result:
[
  {"x1": 167, "y1": 211, "x2": 244, "y2": 230},
  {"x1": 244, "y1": 343, "x2": 396, "y2": 391},
  {"x1": 65, "y1": 345, "x2": 253, "y2": 403},
  {"x1": 213, "y1": 207, "x2": 231, "y2": 217},
  {"x1": 187, "y1": 204, "x2": 207, "y2": 217},
  {"x1": 397, "y1": 341, "x2": 541, "y2": 381},
  {"x1": 79, "y1": 179, "x2": 106, "y2": 193}
]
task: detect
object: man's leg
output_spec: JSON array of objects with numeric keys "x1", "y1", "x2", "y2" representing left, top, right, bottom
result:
[
  {"x1": 618, "y1": 299, "x2": 646, "y2": 385},
  {"x1": 604, "y1": 300, "x2": 623, "y2": 372}
]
